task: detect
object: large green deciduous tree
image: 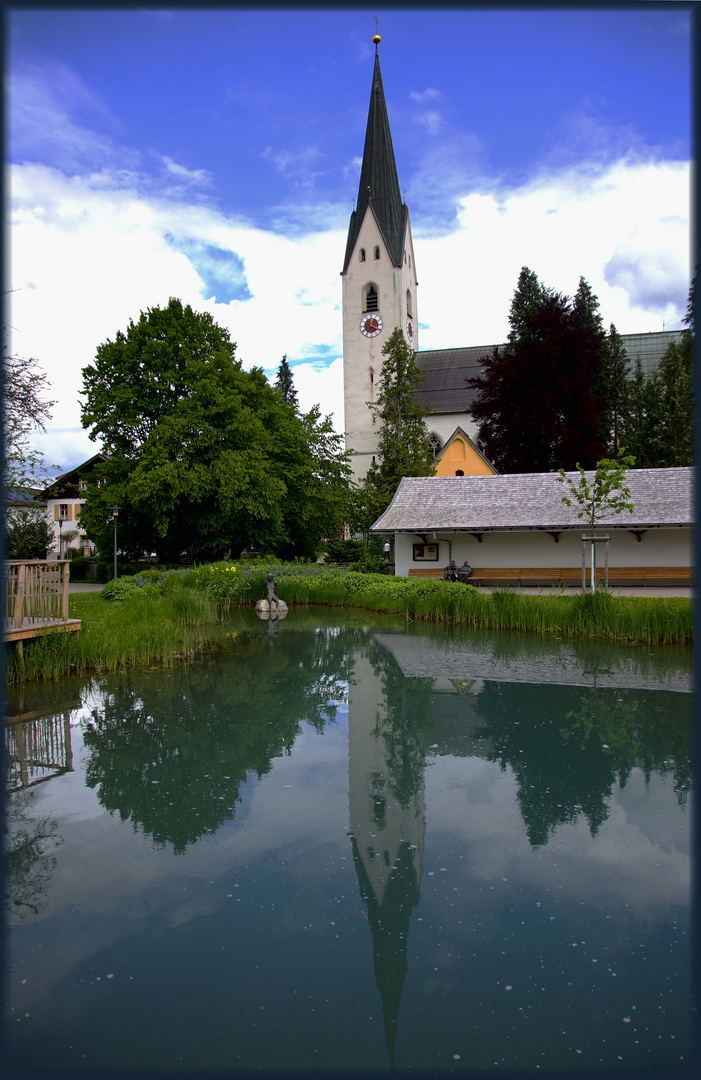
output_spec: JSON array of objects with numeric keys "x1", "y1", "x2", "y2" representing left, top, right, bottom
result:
[
  {"x1": 352, "y1": 327, "x2": 434, "y2": 532},
  {"x1": 468, "y1": 269, "x2": 607, "y2": 473},
  {"x1": 80, "y1": 299, "x2": 350, "y2": 561}
]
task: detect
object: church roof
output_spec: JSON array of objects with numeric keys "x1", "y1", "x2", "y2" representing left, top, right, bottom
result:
[
  {"x1": 414, "y1": 331, "x2": 684, "y2": 414},
  {"x1": 370, "y1": 467, "x2": 693, "y2": 534},
  {"x1": 343, "y1": 46, "x2": 406, "y2": 271},
  {"x1": 414, "y1": 345, "x2": 499, "y2": 414}
]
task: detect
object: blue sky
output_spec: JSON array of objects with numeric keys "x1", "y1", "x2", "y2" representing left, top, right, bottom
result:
[{"x1": 6, "y1": 5, "x2": 693, "y2": 472}]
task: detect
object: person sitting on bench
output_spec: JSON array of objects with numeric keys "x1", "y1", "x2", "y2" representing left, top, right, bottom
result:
[
  {"x1": 444, "y1": 560, "x2": 458, "y2": 582},
  {"x1": 459, "y1": 560, "x2": 472, "y2": 580}
]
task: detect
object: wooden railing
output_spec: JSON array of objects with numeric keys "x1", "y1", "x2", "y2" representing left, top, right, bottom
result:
[{"x1": 4, "y1": 560, "x2": 71, "y2": 632}]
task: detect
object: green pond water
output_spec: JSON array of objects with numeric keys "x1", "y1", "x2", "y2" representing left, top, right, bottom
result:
[{"x1": 3, "y1": 608, "x2": 693, "y2": 1075}]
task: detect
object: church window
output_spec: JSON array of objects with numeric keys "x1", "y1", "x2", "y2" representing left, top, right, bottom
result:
[
  {"x1": 359, "y1": 248, "x2": 366, "y2": 262},
  {"x1": 455, "y1": 470, "x2": 465, "y2": 476},
  {"x1": 428, "y1": 433, "x2": 443, "y2": 458},
  {"x1": 409, "y1": 254, "x2": 411, "y2": 268},
  {"x1": 364, "y1": 284, "x2": 379, "y2": 312},
  {"x1": 373, "y1": 246, "x2": 380, "y2": 260},
  {"x1": 406, "y1": 289, "x2": 413, "y2": 317}
]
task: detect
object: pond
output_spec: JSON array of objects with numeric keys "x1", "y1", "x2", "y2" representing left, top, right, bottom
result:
[{"x1": 4, "y1": 608, "x2": 693, "y2": 1075}]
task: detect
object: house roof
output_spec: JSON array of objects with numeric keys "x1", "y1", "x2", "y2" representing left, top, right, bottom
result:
[
  {"x1": 370, "y1": 467, "x2": 694, "y2": 534},
  {"x1": 414, "y1": 331, "x2": 685, "y2": 415},
  {"x1": 41, "y1": 453, "x2": 108, "y2": 497},
  {"x1": 342, "y1": 46, "x2": 406, "y2": 272}
]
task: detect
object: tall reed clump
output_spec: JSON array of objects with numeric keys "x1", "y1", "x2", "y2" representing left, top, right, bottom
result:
[
  {"x1": 269, "y1": 571, "x2": 692, "y2": 646},
  {"x1": 4, "y1": 585, "x2": 224, "y2": 685}
]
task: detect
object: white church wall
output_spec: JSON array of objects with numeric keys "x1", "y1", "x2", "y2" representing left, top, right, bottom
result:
[{"x1": 426, "y1": 414, "x2": 480, "y2": 448}]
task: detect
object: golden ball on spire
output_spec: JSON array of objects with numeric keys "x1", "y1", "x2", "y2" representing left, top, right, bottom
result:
[{"x1": 372, "y1": 33, "x2": 381, "y2": 45}]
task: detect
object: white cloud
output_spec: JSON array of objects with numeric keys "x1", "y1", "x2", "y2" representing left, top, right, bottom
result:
[
  {"x1": 410, "y1": 88, "x2": 441, "y2": 104},
  {"x1": 416, "y1": 157, "x2": 690, "y2": 349},
  {"x1": 7, "y1": 152, "x2": 689, "y2": 472},
  {"x1": 158, "y1": 155, "x2": 212, "y2": 187},
  {"x1": 9, "y1": 64, "x2": 131, "y2": 173}
]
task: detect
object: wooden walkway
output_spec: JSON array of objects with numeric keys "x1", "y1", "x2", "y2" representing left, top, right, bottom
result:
[{"x1": 3, "y1": 561, "x2": 81, "y2": 649}]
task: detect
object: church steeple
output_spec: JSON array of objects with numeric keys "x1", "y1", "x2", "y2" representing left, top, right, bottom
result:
[
  {"x1": 341, "y1": 32, "x2": 419, "y2": 480},
  {"x1": 343, "y1": 39, "x2": 407, "y2": 272}
]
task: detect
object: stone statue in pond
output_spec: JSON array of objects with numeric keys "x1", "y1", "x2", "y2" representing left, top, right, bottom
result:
[{"x1": 255, "y1": 572, "x2": 288, "y2": 617}]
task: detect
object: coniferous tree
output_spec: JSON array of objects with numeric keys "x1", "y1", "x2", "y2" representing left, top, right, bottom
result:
[
  {"x1": 352, "y1": 327, "x2": 434, "y2": 531},
  {"x1": 598, "y1": 324, "x2": 630, "y2": 457},
  {"x1": 621, "y1": 278, "x2": 694, "y2": 467},
  {"x1": 274, "y1": 354, "x2": 299, "y2": 408},
  {"x1": 646, "y1": 335, "x2": 693, "y2": 465}
]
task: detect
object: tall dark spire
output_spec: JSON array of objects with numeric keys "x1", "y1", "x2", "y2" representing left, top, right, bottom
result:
[{"x1": 343, "y1": 40, "x2": 407, "y2": 272}]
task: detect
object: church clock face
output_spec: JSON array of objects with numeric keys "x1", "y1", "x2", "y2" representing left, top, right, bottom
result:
[{"x1": 360, "y1": 314, "x2": 383, "y2": 338}]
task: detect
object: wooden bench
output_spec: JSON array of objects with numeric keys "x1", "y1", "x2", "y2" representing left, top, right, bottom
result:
[{"x1": 407, "y1": 566, "x2": 692, "y2": 587}]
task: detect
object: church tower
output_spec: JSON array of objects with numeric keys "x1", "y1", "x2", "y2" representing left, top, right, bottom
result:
[{"x1": 342, "y1": 34, "x2": 419, "y2": 481}]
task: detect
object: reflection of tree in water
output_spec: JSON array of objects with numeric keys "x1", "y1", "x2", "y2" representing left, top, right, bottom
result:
[
  {"x1": 366, "y1": 638, "x2": 436, "y2": 808},
  {"x1": 563, "y1": 687, "x2": 692, "y2": 807},
  {"x1": 5, "y1": 784, "x2": 62, "y2": 925},
  {"x1": 82, "y1": 627, "x2": 353, "y2": 854},
  {"x1": 472, "y1": 681, "x2": 691, "y2": 848}
]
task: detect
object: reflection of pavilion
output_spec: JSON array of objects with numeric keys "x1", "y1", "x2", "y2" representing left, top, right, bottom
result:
[
  {"x1": 347, "y1": 652, "x2": 425, "y2": 1066},
  {"x1": 5, "y1": 708, "x2": 77, "y2": 790}
]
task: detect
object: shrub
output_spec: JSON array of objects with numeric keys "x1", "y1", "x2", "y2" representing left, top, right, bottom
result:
[
  {"x1": 101, "y1": 578, "x2": 143, "y2": 603},
  {"x1": 323, "y1": 539, "x2": 366, "y2": 563},
  {"x1": 95, "y1": 561, "x2": 110, "y2": 583},
  {"x1": 69, "y1": 556, "x2": 89, "y2": 581}
]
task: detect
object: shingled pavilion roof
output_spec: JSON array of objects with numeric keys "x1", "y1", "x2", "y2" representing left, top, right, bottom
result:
[{"x1": 370, "y1": 467, "x2": 694, "y2": 534}]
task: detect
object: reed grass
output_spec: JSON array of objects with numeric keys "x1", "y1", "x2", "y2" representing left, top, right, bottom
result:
[
  {"x1": 4, "y1": 588, "x2": 224, "y2": 685},
  {"x1": 271, "y1": 572, "x2": 692, "y2": 646}
]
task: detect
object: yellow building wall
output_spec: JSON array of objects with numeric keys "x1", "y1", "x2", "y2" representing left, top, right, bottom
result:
[{"x1": 433, "y1": 433, "x2": 496, "y2": 477}]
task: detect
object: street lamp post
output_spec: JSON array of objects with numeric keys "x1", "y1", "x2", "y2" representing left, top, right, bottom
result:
[
  {"x1": 58, "y1": 517, "x2": 63, "y2": 558},
  {"x1": 111, "y1": 506, "x2": 119, "y2": 579}
]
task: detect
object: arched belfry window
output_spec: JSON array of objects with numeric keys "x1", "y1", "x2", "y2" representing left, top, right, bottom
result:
[
  {"x1": 406, "y1": 289, "x2": 413, "y2": 318},
  {"x1": 428, "y1": 433, "x2": 443, "y2": 459},
  {"x1": 373, "y1": 246, "x2": 380, "y2": 260},
  {"x1": 364, "y1": 284, "x2": 379, "y2": 312},
  {"x1": 359, "y1": 248, "x2": 366, "y2": 262}
]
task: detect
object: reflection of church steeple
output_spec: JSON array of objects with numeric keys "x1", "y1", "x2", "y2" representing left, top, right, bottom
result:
[
  {"x1": 350, "y1": 835, "x2": 420, "y2": 1066},
  {"x1": 347, "y1": 651, "x2": 426, "y2": 1067}
]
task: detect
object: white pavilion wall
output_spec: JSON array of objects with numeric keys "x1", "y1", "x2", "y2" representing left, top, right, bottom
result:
[{"x1": 393, "y1": 528, "x2": 692, "y2": 578}]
